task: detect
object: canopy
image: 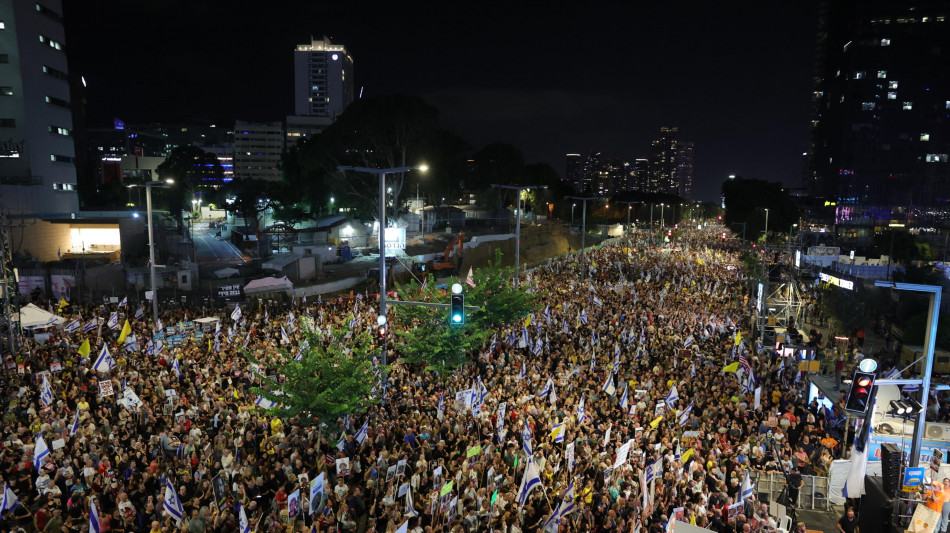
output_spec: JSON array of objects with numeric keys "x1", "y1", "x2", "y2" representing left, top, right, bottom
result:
[
  {"x1": 214, "y1": 267, "x2": 240, "y2": 279},
  {"x1": 194, "y1": 317, "x2": 221, "y2": 324},
  {"x1": 244, "y1": 276, "x2": 294, "y2": 295},
  {"x1": 20, "y1": 303, "x2": 66, "y2": 329}
]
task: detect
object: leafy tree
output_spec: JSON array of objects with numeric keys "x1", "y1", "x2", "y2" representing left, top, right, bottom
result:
[
  {"x1": 902, "y1": 312, "x2": 950, "y2": 350},
  {"x1": 721, "y1": 176, "x2": 798, "y2": 243},
  {"x1": 223, "y1": 179, "x2": 277, "y2": 233},
  {"x1": 248, "y1": 317, "x2": 379, "y2": 425},
  {"x1": 872, "y1": 229, "x2": 933, "y2": 263},
  {"x1": 156, "y1": 146, "x2": 224, "y2": 234},
  {"x1": 390, "y1": 250, "x2": 539, "y2": 375}
]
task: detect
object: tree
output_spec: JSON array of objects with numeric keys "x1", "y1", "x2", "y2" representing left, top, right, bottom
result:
[
  {"x1": 156, "y1": 147, "x2": 224, "y2": 234},
  {"x1": 223, "y1": 179, "x2": 277, "y2": 234},
  {"x1": 872, "y1": 229, "x2": 933, "y2": 263},
  {"x1": 721, "y1": 176, "x2": 798, "y2": 243},
  {"x1": 390, "y1": 250, "x2": 539, "y2": 375},
  {"x1": 248, "y1": 317, "x2": 379, "y2": 425}
]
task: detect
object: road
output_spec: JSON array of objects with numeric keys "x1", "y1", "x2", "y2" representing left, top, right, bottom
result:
[{"x1": 192, "y1": 228, "x2": 247, "y2": 266}]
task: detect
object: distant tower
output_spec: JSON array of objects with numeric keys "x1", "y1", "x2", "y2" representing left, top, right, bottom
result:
[
  {"x1": 287, "y1": 36, "x2": 355, "y2": 144},
  {"x1": 674, "y1": 141, "x2": 694, "y2": 200},
  {"x1": 565, "y1": 154, "x2": 583, "y2": 192},
  {"x1": 648, "y1": 127, "x2": 678, "y2": 196}
]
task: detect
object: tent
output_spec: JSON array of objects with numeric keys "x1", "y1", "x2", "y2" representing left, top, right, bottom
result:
[
  {"x1": 244, "y1": 276, "x2": 294, "y2": 296},
  {"x1": 214, "y1": 267, "x2": 240, "y2": 279},
  {"x1": 20, "y1": 303, "x2": 66, "y2": 329}
]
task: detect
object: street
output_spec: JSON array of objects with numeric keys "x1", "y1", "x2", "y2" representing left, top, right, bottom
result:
[{"x1": 192, "y1": 227, "x2": 247, "y2": 267}]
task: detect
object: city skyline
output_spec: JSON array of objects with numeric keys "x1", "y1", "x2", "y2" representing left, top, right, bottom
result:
[{"x1": 64, "y1": 0, "x2": 819, "y2": 202}]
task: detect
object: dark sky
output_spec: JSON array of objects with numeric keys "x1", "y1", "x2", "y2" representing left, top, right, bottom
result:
[{"x1": 65, "y1": 0, "x2": 818, "y2": 202}]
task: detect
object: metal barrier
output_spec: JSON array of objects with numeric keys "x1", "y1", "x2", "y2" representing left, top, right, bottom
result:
[{"x1": 750, "y1": 471, "x2": 831, "y2": 511}]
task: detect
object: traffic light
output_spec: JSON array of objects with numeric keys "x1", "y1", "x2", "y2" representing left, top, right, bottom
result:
[
  {"x1": 845, "y1": 371, "x2": 876, "y2": 413},
  {"x1": 376, "y1": 315, "x2": 388, "y2": 339},
  {"x1": 450, "y1": 283, "x2": 464, "y2": 325}
]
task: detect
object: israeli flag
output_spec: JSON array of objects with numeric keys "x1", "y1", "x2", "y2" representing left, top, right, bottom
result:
[
  {"x1": 684, "y1": 335, "x2": 694, "y2": 348},
  {"x1": 171, "y1": 357, "x2": 181, "y2": 377},
  {"x1": 64, "y1": 319, "x2": 81, "y2": 334},
  {"x1": 489, "y1": 334, "x2": 498, "y2": 353},
  {"x1": 645, "y1": 457, "x2": 663, "y2": 484},
  {"x1": 562, "y1": 319, "x2": 570, "y2": 335},
  {"x1": 678, "y1": 402, "x2": 693, "y2": 427},
  {"x1": 344, "y1": 414, "x2": 351, "y2": 431},
  {"x1": 83, "y1": 318, "x2": 98, "y2": 332},
  {"x1": 134, "y1": 305, "x2": 145, "y2": 319},
  {"x1": 579, "y1": 308, "x2": 588, "y2": 325},
  {"x1": 592, "y1": 296, "x2": 603, "y2": 307},
  {"x1": 577, "y1": 394, "x2": 585, "y2": 424},
  {"x1": 93, "y1": 345, "x2": 116, "y2": 373},
  {"x1": 354, "y1": 419, "x2": 369, "y2": 445},
  {"x1": 238, "y1": 502, "x2": 251, "y2": 533},
  {"x1": 522, "y1": 425, "x2": 533, "y2": 457},
  {"x1": 163, "y1": 478, "x2": 184, "y2": 523},
  {"x1": 117, "y1": 296, "x2": 127, "y2": 308},
  {"x1": 602, "y1": 373, "x2": 616, "y2": 396},
  {"x1": 541, "y1": 481, "x2": 576, "y2": 533},
  {"x1": 107, "y1": 312, "x2": 119, "y2": 330},
  {"x1": 476, "y1": 376, "x2": 489, "y2": 405},
  {"x1": 243, "y1": 333, "x2": 251, "y2": 349},
  {"x1": 549, "y1": 385, "x2": 557, "y2": 406},
  {"x1": 33, "y1": 435, "x2": 49, "y2": 471},
  {"x1": 280, "y1": 326, "x2": 290, "y2": 345},
  {"x1": 741, "y1": 471, "x2": 755, "y2": 501},
  {"x1": 665, "y1": 385, "x2": 679, "y2": 406},
  {"x1": 90, "y1": 499, "x2": 102, "y2": 533},
  {"x1": 1, "y1": 484, "x2": 19, "y2": 512},
  {"x1": 336, "y1": 433, "x2": 346, "y2": 451},
  {"x1": 540, "y1": 377, "x2": 554, "y2": 398},
  {"x1": 843, "y1": 421, "x2": 873, "y2": 499},
  {"x1": 532, "y1": 337, "x2": 543, "y2": 356},
  {"x1": 884, "y1": 367, "x2": 902, "y2": 380},
  {"x1": 619, "y1": 384, "x2": 629, "y2": 410},
  {"x1": 40, "y1": 374, "x2": 54, "y2": 407},
  {"x1": 520, "y1": 362, "x2": 526, "y2": 380},
  {"x1": 544, "y1": 305, "x2": 551, "y2": 325},
  {"x1": 255, "y1": 396, "x2": 278, "y2": 409},
  {"x1": 69, "y1": 411, "x2": 80, "y2": 436},
  {"x1": 437, "y1": 392, "x2": 444, "y2": 421},
  {"x1": 516, "y1": 459, "x2": 543, "y2": 509},
  {"x1": 520, "y1": 326, "x2": 529, "y2": 349}
]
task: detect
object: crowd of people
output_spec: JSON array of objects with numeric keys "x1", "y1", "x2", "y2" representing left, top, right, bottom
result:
[{"x1": 0, "y1": 227, "x2": 846, "y2": 532}]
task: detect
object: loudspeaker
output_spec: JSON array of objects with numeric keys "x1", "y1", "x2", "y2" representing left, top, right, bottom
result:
[{"x1": 880, "y1": 443, "x2": 903, "y2": 497}]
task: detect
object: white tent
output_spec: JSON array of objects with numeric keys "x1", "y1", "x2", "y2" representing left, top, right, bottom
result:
[
  {"x1": 20, "y1": 303, "x2": 66, "y2": 329},
  {"x1": 214, "y1": 267, "x2": 240, "y2": 279},
  {"x1": 244, "y1": 276, "x2": 294, "y2": 296}
]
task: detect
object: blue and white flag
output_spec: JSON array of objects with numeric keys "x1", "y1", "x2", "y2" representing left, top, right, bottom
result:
[
  {"x1": 231, "y1": 305, "x2": 242, "y2": 322},
  {"x1": 476, "y1": 376, "x2": 489, "y2": 406},
  {"x1": 544, "y1": 305, "x2": 551, "y2": 325},
  {"x1": 171, "y1": 357, "x2": 181, "y2": 377},
  {"x1": 134, "y1": 305, "x2": 145, "y2": 320},
  {"x1": 522, "y1": 425, "x2": 533, "y2": 457},
  {"x1": 1, "y1": 484, "x2": 18, "y2": 512},
  {"x1": 40, "y1": 374, "x2": 53, "y2": 407},
  {"x1": 69, "y1": 411, "x2": 80, "y2": 436},
  {"x1": 540, "y1": 377, "x2": 554, "y2": 398},
  {"x1": 163, "y1": 478, "x2": 184, "y2": 523},
  {"x1": 238, "y1": 502, "x2": 251, "y2": 533},
  {"x1": 532, "y1": 337, "x2": 543, "y2": 356},
  {"x1": 843, "y1": 421, "x2": 873, "y2": 499},
  {"x1": 562, "y1": 319, "x2": 570, "y2": 335},
  {"x1": 741, "y1": 471, "x2": 755, "y2": 501},
  {"x1": 678, "y1": 402, "x2": 693, "y2": 427},
  {"x1": 90, "y1": 499, "x2": 102, "y2": 533},
  {"x1": 619, "y1": 384, "x2": 629, "y2": 410},
  {"x1": 336, "y1": 433, "x2": 346, "y2": 451},
  {"x1": 33, "y1": 435, "x2": 49, "y2": 471},
  {"x1": 577, "y1": 395, "x2": 585, "y2": 424},
  {"x1": 550, "y1": 422, "x2": 566, "y2": 443},
  {"x1": 489, "y1": 334, "x2": 498, "y2": 353},
  {"x1": 684, "y1": 335, "x2": 694, "y2": 348},
  {"x1": 117, "y1": 296, "x2": 127, "y2": 308},
  {"x1": 665, "y1": 384, "x2": 679, "y2": 406},
  {"x1": 280, "y1": 326, "x2": 290, "y2": 345},
  {"x1": 592, "y1": 296, "x2": 603, "y2": 307},
  {"x1": 93, "y1": 345, "x2": 116, "y2": 373},
  {"x1": 107, "y1": 312, "x2": 119, "y2": 330},
  {"x1": 354, "y1": 419, "x2": 369, "y2": 445},
  {"x1": 255, "y1": 395, "x2": 278, "y2": 409},
  {"x1": 645, "y1": 457, "x2": 663, "y2": 484},
  {"x1": 541, "y1": 481, "x2": 576, "y2": 533},
  {"x1": 520, "y1": 326, "x2": 529, "y2": 349},
  {"x1": 690, "y1": 363, "x2": 696, "y2": 378},
  {"x1": 602, "y1": 373, "x2": 615, "y2": 396},
  {"x1": 83, "y1": 318, "x2": 98, "y2": 332},
  {"x1": 344, "y1": 414, "x2": 351, "y2": 432},
  {"x1": 579, "y1": 308, "x2": 588, "y2": 325},
  {"x1": 64, "y1": 319, "x2": 81, "y2": 334},
  {"x1": 437, "y1": 392, "x2": 444, "y2": 421},
  {"x1": 520, "y1": 362, "x2": 526, "y2": 380},
  {"x1": 516, "y1": 459, "x2": 543, "y2": 509}
]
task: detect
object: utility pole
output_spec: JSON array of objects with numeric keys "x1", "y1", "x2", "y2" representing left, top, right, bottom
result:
[
  {"x1": 492, "y1": 184, "x2": 546, "y2": 287},
  {"x1": 0, "y1": 206, "x2": 18, "y2": 355},
  {"x1": 618, "y1": 201, "x2": 637, "y2": 235},
  {"x1": 567, "y1": 196, "x2": 598, "y2": 275}
]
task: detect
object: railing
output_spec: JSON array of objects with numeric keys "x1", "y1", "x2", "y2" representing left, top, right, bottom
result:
[{"x1": 750, "y1": 471, "x2": 831, "y2": 511}]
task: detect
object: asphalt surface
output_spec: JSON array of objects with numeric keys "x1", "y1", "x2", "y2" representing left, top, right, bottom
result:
[{"x1": 193, "y1": 227, "x2": 246, "y2": 266}]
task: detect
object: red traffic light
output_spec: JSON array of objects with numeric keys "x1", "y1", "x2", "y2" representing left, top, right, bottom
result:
[{"x1": 856, "y1": 377, "x2": 872, "y2": 387}]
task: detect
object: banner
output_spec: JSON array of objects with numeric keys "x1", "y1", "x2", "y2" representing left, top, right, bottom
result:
[{"x1": 50, "y1": 275, "x2": 76, "y2": 300}]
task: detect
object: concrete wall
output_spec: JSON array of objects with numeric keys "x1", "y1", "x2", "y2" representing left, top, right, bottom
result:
[{"x1": 8, "y1": 219, "x2": 70, "y2": 261}]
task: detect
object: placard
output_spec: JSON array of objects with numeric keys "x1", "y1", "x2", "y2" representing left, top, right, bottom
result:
[
  {"x1": 99, "y1": 381, "x2": 114, "y2": 397},
  {"x1": 336, "y1": 457, "x2": 350, "y2": 476}
]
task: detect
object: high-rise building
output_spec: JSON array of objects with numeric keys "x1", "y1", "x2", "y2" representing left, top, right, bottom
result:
[
  {"x1": 647, "y1": 127, "x2": 678, "y2": 196},
  {"x1": 629, "y1": 158, "x2": 650, "y2": 192},
  {"x1": 808, "y1": 0, "x2": 950, "y2": 210},
  {"x1": 288, "y1": 36, "x2": 354, "y2": 144},
  {"x1": 674, "y1": 141, "x2": 694, "y2": 200},
  {"x1": 0, "y1": 0, "x2": 78, "y2": 215},
  {"x1": 565, "y1": 153, "x2": 583, "y2": 192},
  {"x1": 233, "y1": 120, "x2": 284, "y2": 182}
]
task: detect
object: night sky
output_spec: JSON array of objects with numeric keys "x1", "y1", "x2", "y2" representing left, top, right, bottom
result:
[{"x1": 65, "y1": 0, "x2": 819, "y2": 202}]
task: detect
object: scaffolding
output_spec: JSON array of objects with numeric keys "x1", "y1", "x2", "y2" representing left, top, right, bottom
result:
[{"x1": 0, "y1": 206, "x2": 19, "y2": 354}]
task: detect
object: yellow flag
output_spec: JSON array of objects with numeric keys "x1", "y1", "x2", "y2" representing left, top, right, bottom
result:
[
  {"x1": 697, "y1": 258, "x2": 704, "y2": 265},
  {"x1": 734, "y1": 331, "x2": 742, "y2": 346},
  {"x1": 57, "y1": 298, "x2": 69, "y2": 311},
  {"x1": 682, "y1": 448, "x2": 694, "y2": 463},
  {"x1": 650, "y1": 416, "x2": 663, "y2": 429},
  {"x1": 117, "y1": 319, "x2": 132, "y2": 344},
  {"x1": 723, "y1": 362, "x2": 740, "y2": 373},
  {"x1": 77, "y1": 339, "x2": 90, "y2": 357},
  {"x1": 525, "y1": 316, "x2": 531, "y2": 327}
]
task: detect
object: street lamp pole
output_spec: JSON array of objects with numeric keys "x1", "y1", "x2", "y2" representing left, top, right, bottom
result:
[
  {"x1": 764, "y1": 208, "x2": 769, "y2": 246},
  {"x1": 618, "y1": 201, "x2": 637, "y2": 235},
  {"x1": 567, "y1": 196, "x2": 597, "y2": 275},
  {"x1": 130, "y1": 179, "x2": 173, "y2": 326},
  {"x1": 339, "y1": 165, "x2": 427, "y2": 406},
  {"x1": 660, "y1": 203, "x2": 665, "y2": 228},
  {"x1": 571, "y1": 203, "x2": 577, "y2": 228},
  {"x1": 492, "y1": 184, "x2": 545, "y2": 287}
]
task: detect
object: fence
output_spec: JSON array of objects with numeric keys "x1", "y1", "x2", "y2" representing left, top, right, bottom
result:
[{"x1": 750, "y1": 471, "x2": 831, "y2": 511}]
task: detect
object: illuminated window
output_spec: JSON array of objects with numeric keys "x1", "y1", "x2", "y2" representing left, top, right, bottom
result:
[
  {"x1": 877, "y1": 70, "x2": 887, "y2": 78},
  {"x1": 44, "y1": 95, "x2": 69, "y2": 108},
  {"x1": 889, "y1": 80, "x2": 899, "y2": 89},
  {"x1": 48, "y1": 125, "x2": 70, "y2": 136},
  {"x1": 38, "y1": 35, "x2": 63, "y2": 51},
  {"x1": 862, "y1": 102, "x2": 876, "y2": 110},
  {"x1": 881, "y1": 38, "x2": 891, "y2": 46},
  {"x1": 52, "y1": 183, "x2": 75, "y2": 191},
  {"x1": 50, "y1": 154, "x2": 74, "y2": 163},
  {"x1": 35, "y1": 3, "x2": 62, "y2": 22},
  {"x1": 854, "y1": 71, "x2": 865, "y2": 79},
  {"x1": 921, "y1": 133, "x2": 930, "y2": 142},
  {"x1": 925, "y1": 154, "x2": 949, "y2": 163},
  {"x1": 946, "y1": 101, "x2": 950, "y2": 109},
  {"x1": 0, "y1": 87, "x2": 11, "y2": 96},
  {"x1": 903, "y1": 102, "x2": 913, "y2": 110},
  {"x1": 887, "y1": 92, "x2": 897, "y2": 100}
]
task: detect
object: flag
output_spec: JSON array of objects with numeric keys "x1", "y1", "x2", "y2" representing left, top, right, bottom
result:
[
  {"x1": 69, "y1": 411, "x2": 80, "y2": 436},
  {"x1": 33, "y1": 435, "x2": 49, "y2": 470},
  {"x1": 336, "y1": 433, "x2": 346, "y2": 451},
  {"x1": 684, "y1": 334, "x2": 694, "y2": 348},
  {"x1": 64, "y1": 319, "x2": 80, "y2": 334},
  {"x1": 93, "y1": 345, "x2": 116, "y2": 373},
  {"x1": 171, "y1": 357, "x2": 181, "y2": 377},
  {"x1": 843, "y1": 421, "x2": 873, "y2": 499},
  {"x1": 355, "y1": 419, "x2": 369, "y2": 445},
  {"x1": 577, "y1": 395, "x2": 585, "y2": 424},
  {"x1": 516, "y1": 459, "x2": 543, "y2": 509},
  {"x1": 665, "y1": 385, "x2": 679, "y2": 406},
  {"x1": 40, "y1": 374, "x2": 53, "y2": 407},
  {"x1": 722, "y1": 362, "x2": 740, "y2": 373},
  {"x1": 541, "y1": 481, "x2": 576, "y2": 532},
  {"x1": 738, "y1": 353, "x2": 752, "y2": 373},
  {"x1": 741, "y1": 471, "x2": 755, "y2": 501},
  {"x1": 602, "y1": 373, "x2": 615, "y2": 396},
  {"x1": 90, "y1": 499, "x2": 101, "y2": 533},
  {"x1": 405, "y1": 485, "x2": 419, "y2": 517},
  {"x1": 690, "y1": 363, "x2": 696, "y2": 378},
  {"x1": 604, "y1": 423, "x2": 612, "y2": 448},
  {"x1": 83, "y1": 318, "x2": 97, "y2": 332},
  {"x1": 549, "y1": 386, "x2": 557, "y2": 406},
  {"x1": 734, "y1": 330, "x2": 742, "y2": 346},
  {"x1": 117, "y1": 296, "x2": 127, "y2": 308},
  {"x1": 437, "y1": 392, "x2": 444, "y2": 421},
  {"x1": 280, "y1": 326, "x2": 290, "y2": 345},
  {"x1": 579, "y1": 308, "x2": 588, "y2": 325},
  {"x1": 522, "y1": 425, "x2": 533, "y2": 457},
  {"x1": 562, "y1": 319, "x2": 570, "y2": 335},
  {"x1": 520, "y1": 362, "x2": 526, "y2": 380},
  {"x1": 117, "y1": 319, "x2": 132, "y2": 344},
  {"x1": 619, "y1": 384, "x2": 629, "y2": 410},
  {"x1": 540, "y1": 377, "x2": 554, "y2": 398},
  {"x1": 134, "y1": 305, "x2": 145, "y2": 319},
  {"x1": 466, "y1": 266, "x2": 475, "y2": 288},
  {"x1": 532, "y1": 337, "x2": 543, "y2": 356},
  {"x1": 544, "y1": 305, "x2": 551, "y2": 325},
  {"x1": 678, "y1": 402, "x2": 693, "y2": 427},
  {"x1": 1, "y1": 484, "x2": 18, "y2": 512},
  {"x1": 593, "y1": 295, "x2": 603, "y2": 307},
  {"x1": 645, "y1": 457, "x2": 663, "y2": 484},
  {"x1": 550, "y1": 422, "x2": 566, "y2": 443},
  {"x1": 520, "y1": 326, "x2": 529, "y2": 349},
  {"x1": 163, "y1": 478, "x2": 184, "y2": 523},
  {"x1": 396, "y1": 520, "x2": 409, "y2": 533},
  {"x1": 255, "y1": 396, "x2": 278, "y2": 409},
  {"x1": 107, "y1": 312, "x2": 119, "y2": 330},
  {"x1": 231, "y1": 305, "x2": 242, "y2": 322},
  {"x1": 238, "y1": 502, "x2": 251, "y2": 533}
]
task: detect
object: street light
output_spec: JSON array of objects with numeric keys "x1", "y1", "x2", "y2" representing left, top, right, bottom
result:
[
  {"x1": 763, "y1": 208, "x2": 769, "y2": 246},
  {"x1": 491, "y1": 184, "x2": 546, "y2": 286},
  {"x1": 128, "y1": 178, "x2": 174, "y2": 326},
  {"x1": 618, "y1": 201, "x2": 636, "y2": 235},
  {"x1": 660, "y1": 203, "x2": 665, "y2": 228},
  {"x1": 567, "y1": 196, "x2": 597, "y2": 276},
  {"x1": 337, "y1": 164, "x2": 427, "y2": 406},
  {"x1": 571, "y1": 203, "x2": 577, "y2": 228}
]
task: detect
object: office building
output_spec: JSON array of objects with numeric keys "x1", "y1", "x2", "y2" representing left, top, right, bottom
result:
[
  {"x1": 0, "y1": 0, "x2": 78, "y2": 215},
  {"x1": 288, "y1": 36, "x2": 354, "y2": 144},
  {"x1": 808, "y1": 0, "x2": 950, "y2": 211},
  {"x1": 233, "y1": 120, "x2": 283, "y2": 181},
  {"x1": 565, "y1": 153, "x2": 582, "y2": 192},
  {"x1": 674, "y1": 141, "x2": 694, "y2": 200},
  {"x1": 644, "y1": 127, "x2": 693, "y2": 198}
]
